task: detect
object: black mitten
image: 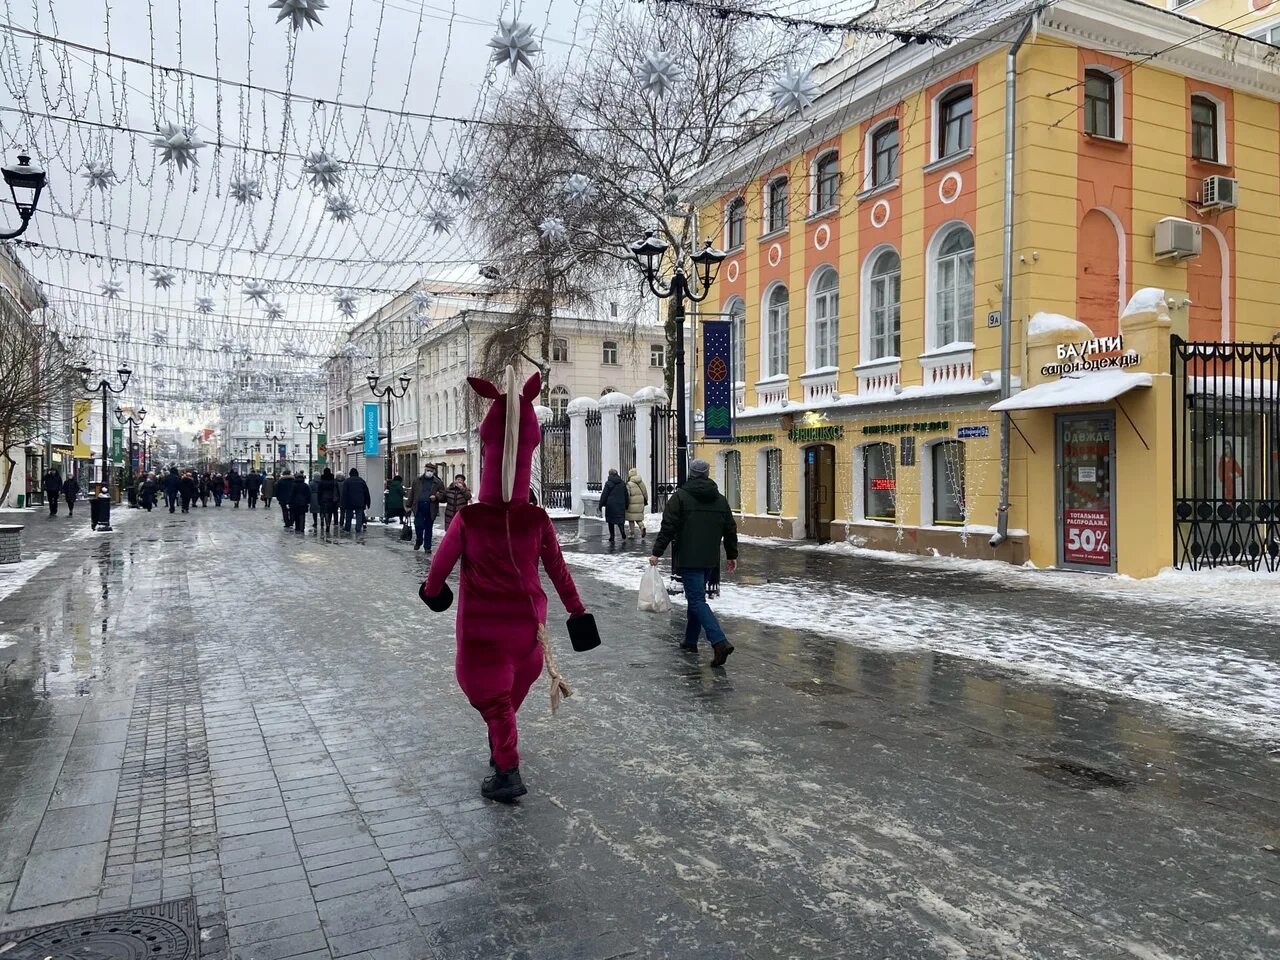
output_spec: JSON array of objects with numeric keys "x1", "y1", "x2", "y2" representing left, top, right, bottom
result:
[
  {"x1": 567, "y1": 612, "x2": 600, "y2": 652},
  {"x1": 419, "y1": 580, "x2": 453, "y2": 612}
]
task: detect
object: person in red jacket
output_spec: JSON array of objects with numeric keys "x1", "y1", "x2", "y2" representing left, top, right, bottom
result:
[{"x1": 420, "y1": 368, "x2": 592, "y2": 803}]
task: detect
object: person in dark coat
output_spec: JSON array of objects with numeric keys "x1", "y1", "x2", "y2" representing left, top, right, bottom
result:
[
  {"x1": 650, "y1": 458, "x2": 739, "y2": 666},
  {"x1": 290, "y1": 471, "x2": 310, "y2": 533},
  {"x1": 409, "y1": 467, "x2": 445, "y2": 552},
  {"x1": 179, "y1": 471, "x2": 197, "y2": 513},
  {"x1": 140, "y1": 473, "x2": 158, "y2": 511},
  {"x1": 197, "y1": 472, "x2": 210, "y2": 507},
  {"x1": 317, "y1": 468, "x2": 338, "y2": 534},
  {"x1": 598, "y1": 468, "x2": 628, "y2": 544},
  {"x1": 63, "y1": 472, "x2": 81, "y2": 517},
  {"x1": 262, "y1": 472, "x2": 276, "y2": 507},
  {"x1": 227, "y1": 469, "x2": 244, "y2": 507},
  {"x1": 442, "y1": 475, "x2": 471, "y2": 527},
  {"x1": 163, "y1": 466, "x2": 180, "y2": 513},
  {"x1": 276, "y1": 470, "x2": 294, "y2": 527},
  {"x1": 384, "y1": 475, "x2": 405, "y2": 525},
  {"x1": 341, "y1": 467, "x2": 371, "y2": 532},
  {"x1": 209, "y1": 472, "x2": 223, "y2": 506},
  {"x1": 246, "y1": 470, "x2": 262, "y2": 509},
  {"x1": 43, "y1": 467, "x2": 62, "y2": 516}
]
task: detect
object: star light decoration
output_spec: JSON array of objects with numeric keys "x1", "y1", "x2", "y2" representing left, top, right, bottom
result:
[
  {"x1": 488, "y1": 18, "x2": 540, "y2": 74},
  {"x1": 411, "y1": 289, "x2": 434, "y2": 312},
  {"x1": 265, "y1": 301, "x2": 287, "y2": 322},
  {"x1": 325, "y1": 193, "x2": 357, "y2": 223},
  {"x1": 638, "y1": 49, "x2": 684, "y2": 99},
  {"x1": 81, "y1": 159, "x2": 117, "y2": 191},
  {"x1": 303, "y1": 150, "x2": 343, "y2": 191},
  {"x1": 563, "y1": 173, "x2": 594, "y2": 206},
  {"x1": 99, "y1": 278, "x2": 125, "y2": 300},
  {"x1": 229, "y1": 177, "x2": 262, "y2": 204},
  {"x1": 281, "y1": 339, "x2": 303, "y2": 358},
  {"x1": 194, "y1": 296, "x2": 217, "y2": 315},
  {"x1": 270, "y1": 0, "x2": 326, "y2": 30},
  {"x1": 219, "y1": 335, "x2": 237, "y2": 354},
  {"x1": 770, "y1": 67, "x2": 820, "y2": 115},
  {"x1": 187, "y1": 334, "x2": 203, "y2": 351},
  {"x1": 152, "y1": 121, "x2": 206, "y2": 171},
  {"x1": 425, "y1": 207, "x2": 454, "y2": 236},
  {"x1": 539, "y1": 217, "x2": 567, "y2": 242},
  {"x1": 151, "y1": 269, "x2": 176, "y2": 290},
  {"x1": 242, "y1": 280, "x2": 273, "y2": 305},
  {"x1": 333, "y1": 289, "x2": 359, "y2": 318},
  {"x1": 445, "y1": 169, "x2": 479, "y2": 203},
  {"x1": 152, "y1": 330, "x2": 169, "y2": 347}
]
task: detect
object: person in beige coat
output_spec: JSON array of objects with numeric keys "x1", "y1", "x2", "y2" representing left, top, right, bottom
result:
[{"x1": 625, "y1": 467, "x2": 649, "y2": 540}]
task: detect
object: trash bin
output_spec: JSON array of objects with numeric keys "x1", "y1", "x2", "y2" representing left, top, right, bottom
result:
[{"x1": 91, "y1": 489, "x2": 112, "y2": 530}]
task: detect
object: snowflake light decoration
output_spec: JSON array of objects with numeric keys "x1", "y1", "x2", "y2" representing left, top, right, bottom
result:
[
  {"x1": 333, "y1": 289, "x2": 359, "y2": 318},
  {"x1": 265, "y1": 301, "x2": 287, "y2": 322},
  {"x1": 194, "y1": 296, "x2": 217, "y2": 315},
  {"x1": 488, "y1": 19, "x2": 540, "y2": 74},
  {"x1": 81, "y1": 159, "x2": 117, "y2": 191},
  {"x1": 219, "y1": 335, "x2": 237, "y2": 354},
  {"x1": 187, "y1": 334, "x2": 203, "y2": 351},
  {"x1": 242, "y1": 280, "x2": 273, "y2": 305},
  {"x1": 539, "y1": 217, "x2": 567, "y2": 242},
  {"x1": 303, "y1": 150, "x2": 343, "y2": 190},
  {"x1": 445, "y1": 169, "x2": 479, "y2": 203},
  {"x1": 270, "y1": 0, "x2": 326, "y2": 30},
  {"x1": 411, "y1": 289, "x2": 434, "y2": 312},
  {"x1": 151, "y1": 269, "x2": 176, "y2": 290},
  {"x1": 152, "y1": 121, "x2": 206, "y2": 172},
  {"x1": 770, "y1": 67, "x2": 820, "y2": 115},
  {"x1": 638, "y1": 49, "x2": 684, "y2": 99},
  {"x1": 99, "y1": 278, "x2": 125, "y2": 300},
  {"x1": 114, "y1": 323, "x2": 131, "y2": 340},
  {"x1": 152, "y1": 330, "x2": 169, "y2": 347},
  {"x1": 425, "y1": 207, "x2": 454, "y2": 236},
  {"x1": 229, "y1": 177, "x2": 262, "y2": 204},
  {"x1": 325, "y1": 193, "x2": 357, "y2": 223},
  {"x1": 563, "y1": 173, "x2": 595, "y2": 206},
  {"x1": 281, "y1": 339, "x2": 303, "y2": 357}
]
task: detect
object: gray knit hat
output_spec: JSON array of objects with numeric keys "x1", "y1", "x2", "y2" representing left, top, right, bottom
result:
[{"x1": 689, "y1": 458, "x2": 710, "y2": 477}]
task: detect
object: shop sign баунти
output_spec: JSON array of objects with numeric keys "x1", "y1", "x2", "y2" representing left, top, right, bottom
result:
[{"x1": 1041, "y1": 335, "x2": 1142, "y2": 378}]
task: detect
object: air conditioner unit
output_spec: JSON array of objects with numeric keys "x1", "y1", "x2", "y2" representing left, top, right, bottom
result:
[
  {"x1": 1153, "y1": 217, "x2": 1202, "y2": 261},
  {"x1": 1200, "y1": 175, "x2": 1238, "y2": 210}
]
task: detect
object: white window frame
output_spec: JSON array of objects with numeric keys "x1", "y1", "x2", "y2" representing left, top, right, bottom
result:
[
  {"x1": 863, "y1": 117, "x2": 901, "y2": 191},
  {"x1": 1082, "y1": 65, "x2": 1123, "y2": 141},
  {"x1": 552, "y1": 337, "x2": 569, "y2": 362},
  {"x1": 932, "y1": 82, "x2": 974, "y2": 163},
  {"x1": 761, "y1": 282, "x2": 790, "y2": 380},
  {"x1": 923, "y1": 439, "x2": 967, "y2": 526},
  {"x1": 860, "y1": 244, "x2": 902, "y2": 363},
  {"x1": 602, "y1": 340, "x2": 619, "y2": 365},
  {"x1": 650, "y1": 343, "x2": 666, "y2": 368},
  {"x1": 810, "y1": 149, "x2": 840, "y2": 215},
  {"x1": 806, "y1": 266, "x2": 840, "y2": 372},
  {"x1": 1189, "y1": 91, "x2": 1227, "y2": 165},
  {"x1": 725, "y1": 296, "x2": 746, "y2": 386},
  {"x1": 765, "y1": 176, "x2": 789, "y2": 234},
  {"x1": 926, "y1": 222, "x2": 976, "y2": 352},
  {"x1": 1248, "y1": 20, "x2": 1280, "y2": 46},
  {"x1": 725, "y1": 196, "x2": 746, "y2": 250},
  {"x1": 549, "y1": 385, "x2": 570, "y2": 417}
]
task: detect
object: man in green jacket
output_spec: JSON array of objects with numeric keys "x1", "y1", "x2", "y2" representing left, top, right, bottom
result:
[{"x1": 649, "y1": 458, "x2": 739, "y2": 666}]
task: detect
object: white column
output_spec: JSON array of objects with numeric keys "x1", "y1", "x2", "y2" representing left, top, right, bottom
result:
[
  {"x1": 632, "y1": 385, "x2": 668, "y2": 494},
  {"x1": 566, "y1": 396, "x2": 596, "y2": 515},
  {"x1": 532, "y1": 404, "x2": 552, "y2": 506},
  {"x1": 599, "y1": 391, "x2": 630, "y2": 479}
]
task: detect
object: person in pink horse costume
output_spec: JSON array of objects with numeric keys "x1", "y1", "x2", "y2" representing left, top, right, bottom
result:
[{"x1": 420, "y1": 367, "x2": 597, "y2": 802}]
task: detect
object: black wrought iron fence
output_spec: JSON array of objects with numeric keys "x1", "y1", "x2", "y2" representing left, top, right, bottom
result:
[
  {"x1": 618, "y1": 404, "x2": 636, "y2": 475},
  {"x1": 585, "y1": 408, "x2": 602, "y2": 492},
  {"x1": 539, "y1": 415, "x2": 571, "y2": 510},
  {"x1": 650, "y1": 405, "x2": 677, "y2": 511}
]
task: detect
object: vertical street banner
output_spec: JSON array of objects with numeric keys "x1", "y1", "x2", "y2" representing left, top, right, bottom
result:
[
  {"x1": 110, "y1": 428, "x2": 123, "y2": 463},
  {"x1": 277, "y1": 443, "x2": 288, "y2": 463},
  {"x1": 702, "y1": 320, "x2": 734, "y2": 440},
  {"x1": 72, "y1": 400, "x2": 92, "y2": 458},
  {"x1": 316, "y1": 433, "x2": 328, "y2": 467},
  {"x1": 363, "y1": 403, "x2": 380, "y2": 458}
]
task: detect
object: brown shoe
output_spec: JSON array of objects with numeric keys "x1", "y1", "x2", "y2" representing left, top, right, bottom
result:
[{"x1": 710, "y1": 642, "x2": 734, "y2": 667}]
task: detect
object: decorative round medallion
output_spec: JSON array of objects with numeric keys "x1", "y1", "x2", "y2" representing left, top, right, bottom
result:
[
  {"x1": 726, "y1": 260, "x2": 739, "y2": 283},
  {"x1": 870, "y1": 199, "x2": 890, "y2": 229},
  {"x1": 939, "y1": 171, "x2": 963, "y2": 205},
  {"x1": 814, "y1": 223, "x2": 830, "y2": 251},
  {"x1": 768, "y1": 242, "x2": 782, "y2": 267}
]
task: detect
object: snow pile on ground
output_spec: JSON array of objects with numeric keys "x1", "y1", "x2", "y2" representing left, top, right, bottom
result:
[
  {"x1": 565, "y1": 549, "x2": 1280, "y2": 743},
  {"x1": 0, "y1": 552, "x2": 58, "y2": 605}
]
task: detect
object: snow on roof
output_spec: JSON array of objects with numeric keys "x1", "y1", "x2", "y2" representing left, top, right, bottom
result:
[
  {"x1": 990, "y1": 370, "x2": 1152, "y2": 412},
  {"x1": 1028, "y1": 312, "x2": 1091, "y2": 339},
  {"x1": 1121, "y1": 288, "x2": 1167, "y2": 318}
]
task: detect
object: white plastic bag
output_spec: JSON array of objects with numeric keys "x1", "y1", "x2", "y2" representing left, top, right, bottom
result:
[{"x1": 638, "y1": 565, "x2": 673, "y2": 613}]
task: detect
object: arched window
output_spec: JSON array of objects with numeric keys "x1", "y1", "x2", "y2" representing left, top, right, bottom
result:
[
  {"x1": 809, "y1": 268, "x2": 839, "y2": 370},
  {"x1": 552, "y1": 338, "x2": 569, "y2": 362},
  {"x1": 766, "y1": 176, "x2": 789, "y2": 233},
  {"x1": 867, "y1": 248, "x2": 902, "y2": 360},
  {"x1": 1191, "y1": 94, "x2": 1220, "y2": 162},
  {"x1": 932, "y1": 440, "x2": 966, "y2": 525},
  {"x1": 763, "y1": 284, "x2": 789, "y2": 379},
  {"x1": 600, "y1": 386, "x2": 615, "y2": 396},
  {"x1": 862, "y1": 442, "x2": 896, "y2": 522},
  {"x1": 721, "y1": 450, "x2": 742, "y2": 511},
  {"x1": 870, "y1": 120, "x2": 899, "y2": 188},
  {"x1": 936, "y1": 85, "x2": 973, "y2": 160},
  {"x1": 931, "y1": 225, "x2": 975, "y2": 348},
  {"x1": 813, "y1": 151, "x2": 839, "y2": 213},
  {"x1": 726, "y1": 297, "x2": 746, "y2": 384},
  {"x1": 1084, "y1": 69, "x2": 1116, "y2": 139},
  {"x1": 725, "y1": 197, "x2": 746, "y2": 249},
  {"x1": 550, "y1": 385, "x2": 570, "y2": 417}
]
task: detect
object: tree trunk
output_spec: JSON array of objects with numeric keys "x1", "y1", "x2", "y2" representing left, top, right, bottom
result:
[
  {"x1": 540, "y1": 280, "x2": 554, "y2": 405},
  {"x1": 0, "y1": 448, "x2": 15, "y2": 505},
  {"x1": 663, "y1": 297, "x2": 679, "y2": 400}
]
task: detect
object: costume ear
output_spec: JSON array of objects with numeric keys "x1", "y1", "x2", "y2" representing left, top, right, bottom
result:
[
  {"x1": 521, "y1": 371, "x2": 542, "y2": 402},
  {"x1": 467, "y1": 376, "x2": 501, "y2": 400}
]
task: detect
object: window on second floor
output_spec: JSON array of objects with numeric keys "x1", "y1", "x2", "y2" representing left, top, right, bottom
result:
[
  {"x1": 549, "y1": 385, "x2": 570, "y2": 417},
  {"x1": 763, "y1": 284, "x2": 789, "y2": 380},
  {"x1": 650, "y1": 343, "x2": 666, "y2": 368},
  {"x1": 726, "y1": 197, "x2": 745, "y2": 249},
  {"x1": 766, "y1": 177, "x2": 789, "y2": 233},
  {"x1": 602, "y1": 340, "x2": 618, "y2": 365},
  {"x1": 937, "y1": 85, "x2": 973, "y2": 160},
  {"x1": 813, "y1": 151, "x2": 839, "y2": 213},
  {"x1": 932, "y1": 225, "x2": 975, "y2": 348},
  {"x1": 264, "y1": 420, "x2": 275, "y2": 435},
  {"x1": 552, "y1": 337, "x2": 569, "y2": 362},
  {"x1": 1191, "y1": 95, "x2": 1220, "y2": 163},
  {"x1": 871, "y1": 121, "x2": 900, "y2": 188},
  {"x1": 1250, "y1": 23, "x2": 1280, "y2": 46},
  {"x1": 1084, "y1": 70, "x2": 1116, "y2": 139}
]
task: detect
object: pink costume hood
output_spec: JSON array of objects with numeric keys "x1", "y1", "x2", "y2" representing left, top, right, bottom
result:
[{"x1": 468, "y1": 366, "x2": 541, "y2": 505}]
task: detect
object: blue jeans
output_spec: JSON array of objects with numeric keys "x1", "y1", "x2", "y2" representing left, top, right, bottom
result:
[
  {"x1": 343, "y1": 508, "x2": 365, "y2": 532},
  {"x1": 414, "y1": 503, "x2": 436, "y2": 549},
  {"x1": 682, "y1": 568, "x2": 726, "y2": 647}
]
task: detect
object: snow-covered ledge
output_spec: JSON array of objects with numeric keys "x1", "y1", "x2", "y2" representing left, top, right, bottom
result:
[
  {"x1": 919, "y1": 342, "x2": 975, "y2": 385},
  {"x1": 799, "y1": 366, "x2": 840, "y2": 403},
  {"x1": 754, "y1": 375, "x2": 790, "y2": 408},
  {"x1": 734, "y1": 381, "x2": 746, "y2": 411},
  {"x1": 854, "y1": 356, "x2": 901, "y2": 396}
]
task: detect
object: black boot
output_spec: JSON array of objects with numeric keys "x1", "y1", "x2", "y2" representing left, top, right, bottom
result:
[
  {"x1": 710, "y1": 642, "x2": 735, "y2": 667},
  {"x1": 481, "y1": 767, "x2": 527, "y2": 803}
]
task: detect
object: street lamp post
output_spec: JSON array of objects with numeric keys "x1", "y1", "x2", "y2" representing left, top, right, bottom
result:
[
  {"x1": 267, "y1": 433, "x2": 282, "y2": 472},
  {"x1": 297, "y1": 413, "x2": 324, "y2": 476},
  {"x1": 0, "y1": 154, "x2": 47, "y2": 240},
  {"x1": 628, "y1": 230, "x2": 726, "y2": 486},
  {"x1": 367, "y1": 373, "x2": 411, "y2": 489},
  {"x1": 113, "y1": 405, "x2": 147, "y2": 507},
  {"x1": 74, "y1": 363, "x2": 131, "y2": 532},
  {"x1": 140, "y1": 427, "x2": 154, "y2": 476}
]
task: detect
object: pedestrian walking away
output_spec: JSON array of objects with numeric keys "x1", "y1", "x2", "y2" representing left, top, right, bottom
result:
[
  {"x1": 385, "y1": 473, "x2": 405, "y2": 526},
  {"x1": 198, "y1": 471, "x2": 210, "y2": 507},
  {"x1": 308, "y1": 471, "x2": 321, "y2": 533},
  {"x1": 262, "y1": 472, "x2": 276, "y2": 508},
  {"x1": 335, "y1": 472, "x2": 347, "y2": 528},
  {"x1": 276, "y1": 470, "x2": 294, "y2": 527},
  {"x1": 290, "y1": 472, "x2": 310, "y2": 533},
  {"x1": 210, "y1": 472, "x2": 224, "y2": 507},
  {"x1": 443, "y1": 474, "x2": 471, "y2": 527},
  {"x1": 43, "y1": 466, "x2": 62, "y2": 517},
  {"x1": 650, "y1": 457, "x2": 739, "y2": 666},
  {"x1": 140, "y1": 472, "x2": 158, "y2": 511},
  {"x1": 179, "y1": 471, "x2": 196, "y2": 513},
  {"x1": 598, "y1": 468, "x2": 627, "y2": 544},
  {"x1": 341, "y1": 467, "x2": 371, "y2": 532},
  {"x1": 246, "y1": 469, "x2": 262, "y2": 508},
  {"x1": 317, "y1": 468, "x2": 338, "y2": 534},
  {"x1": 163, "y1": 466, "x2": 180, "y2": 513},
  {"x1": 421, "y1": 369, "x2": 595, "y2": 804},
  {"x1": 625, "y1": 466, "x2": 649, "y2": 540},
  {"x1": 410, "y1": 466, "x2": 445, "y2": 552},
  {"x1": 228, "y1": 468, "x2": 244, "y2": 507},
  {"x1": 63, "y1": 472, "x2": 80, "y2": 517}
]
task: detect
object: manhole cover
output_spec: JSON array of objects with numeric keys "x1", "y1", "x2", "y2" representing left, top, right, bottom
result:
[
  {"x1": 0, "y1": 898, "x2": 198, "y2": 960},
  {"x1": 1023, "y1": 757, "x2": 1133, "y2": 792}
]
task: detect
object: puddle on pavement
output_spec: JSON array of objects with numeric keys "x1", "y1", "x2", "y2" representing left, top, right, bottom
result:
[{"x1": 1022, "y1": 756, "x2": 1135, "y2": 792}]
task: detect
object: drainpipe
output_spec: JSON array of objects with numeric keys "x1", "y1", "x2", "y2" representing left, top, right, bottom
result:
[{"x1": 991, "y1": 12, "x2": 1037, "y2": 549}]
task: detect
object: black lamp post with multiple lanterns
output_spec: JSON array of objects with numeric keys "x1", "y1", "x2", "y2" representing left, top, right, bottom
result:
[
  {"x1": 74, "y1": 364, "x2": 131, "y2": 532},
  {"x1": 367, "y1": 373, "x2": 411, "y2": 487}
]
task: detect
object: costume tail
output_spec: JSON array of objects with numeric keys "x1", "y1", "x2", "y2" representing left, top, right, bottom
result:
[{"x1": 539, "y1": 623, "x2": 572, "y2": 713}]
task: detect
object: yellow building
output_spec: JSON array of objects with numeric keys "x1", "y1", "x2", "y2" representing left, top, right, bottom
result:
[{"x1": 688, "y1": 0, "x2": 1280, "y2": 577}]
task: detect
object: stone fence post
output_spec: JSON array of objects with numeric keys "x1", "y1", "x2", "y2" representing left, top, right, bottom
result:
[
  {"x1": 632, "y1": 386, "x2": 668, "y2": 499},
  {"x1": 566, "y1": 396, "x2": 597, "y2": 515},
  {"x1": 598, "y1": 391, "x2": 632, "y2": 480}
]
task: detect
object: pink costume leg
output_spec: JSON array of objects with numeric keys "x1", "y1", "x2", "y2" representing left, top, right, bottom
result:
[{"x1": 459, "y1": 636, "x2": 544, "y2": 770}]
